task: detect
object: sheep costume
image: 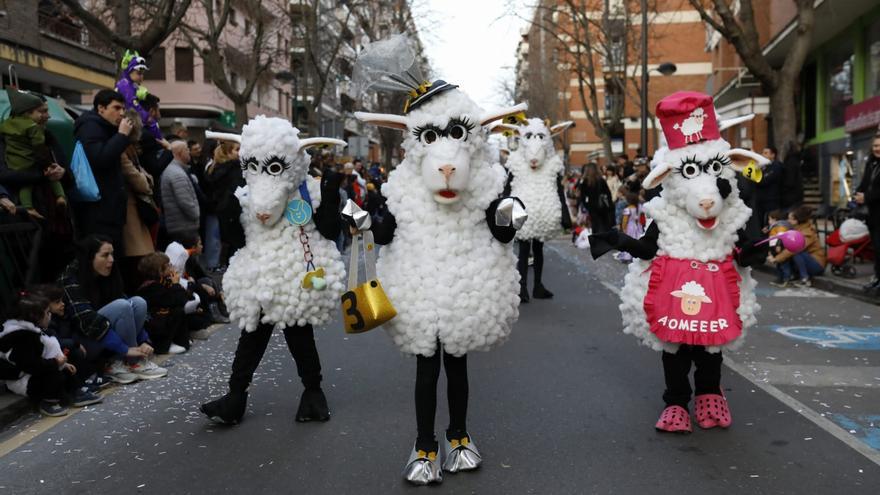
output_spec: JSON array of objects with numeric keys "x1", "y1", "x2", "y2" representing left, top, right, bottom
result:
[
  {"x1": 589, "y1": 92, "x2": 769, "y2": 434},
  {"x1": 502, "y1": 118, "x2": 573, "y2": 301},
  {"x1": 199, "y1": 116, "x2": 347, "y2": 426},
  {"x1": 352, "y1": 79, "x2": 527, "y2": 485}
]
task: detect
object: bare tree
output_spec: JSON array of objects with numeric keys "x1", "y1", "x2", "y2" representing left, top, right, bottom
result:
[
  {"x1": 517, "y1": 0, "x2": 659, "y2": 161},
  {"x1": 349, "y1": 0, "x2": 432, "y2": 167},
  {"x1": 178, "y1": 0, "x2": 282, "y2": 127},
  {"x1": 687, "y1": 0, "x2": 816, "y2": 159},
  {"x1": 57, "y1": 0, "x2": 192, "y2": 60}
]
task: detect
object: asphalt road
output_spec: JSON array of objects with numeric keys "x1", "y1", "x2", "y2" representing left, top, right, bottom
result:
[{"x1": 1, "y1": 239, "x2": 879, "y2": 494}]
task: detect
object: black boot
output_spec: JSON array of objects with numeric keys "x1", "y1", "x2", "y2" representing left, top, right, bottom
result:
[
  {"x1": 533, "y1": 285, "x2": 554, "y2": 299},
  {"x1": 200, "y1": 390, "x2": 248, "y2": 425},
  {"x1": 209, "y1": 302, "x2": 230, "y2": 323},
  {"x1": 295, "y1": 388, "x2": 330, "y2": 422}
]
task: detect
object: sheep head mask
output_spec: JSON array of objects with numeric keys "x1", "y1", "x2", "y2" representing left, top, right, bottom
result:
[
  {"x1": 206, "y1": 117, "x2": 345, "y2": 227},
  {"x1": 496, "y1": 118, "x2": 574, "y2": 170},
  {"x1": 355, "y1": 85, "x2": 527, "y2": 205},
  {"x1": 641, "y1": 92, "x2": 768, "y2": 231}
]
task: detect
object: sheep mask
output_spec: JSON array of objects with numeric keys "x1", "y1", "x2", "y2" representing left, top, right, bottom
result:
[
  {"x1": 206, "y1": 117, "x2": 345, "y2": 227},
  {"x1": 499, "y1": 118, "x2": 574, "y2": 171},
  {"x1": 642, "y1": 92, "x2": 768, "y2": 234},
  {"x1": 355, "y1": 86, "x2": 527, "y2": 205}
]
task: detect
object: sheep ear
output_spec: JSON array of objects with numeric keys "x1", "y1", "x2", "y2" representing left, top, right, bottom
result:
[
  {"x1": 489, "y1": 123, "x2": 520, "y2": 135},
  {"x1": 550, "y1": 121, "x2": 574, "y2": 138},
  {"x1": 670, "y1": 290, "x2": 685, "y2": 298},
  {"x1": 354, "y1": 111, "x2": 409, "y2": 131},
  {"x1": 726, "y1": 148, "x2": 769, "y2": 172},
  {"x1": 642, "y1": 163, "x2": 672, "y2": 190},
  {"x1": 718, "y1": 113, "x2": 755, "y2": 132},
  {"x1": 298, "y1": 137, "x2": 347, "y2": 152},
  {"x1": 480, "y1": 102, "x2": 528, "y2": 127},
  {"x1": 205, "y1": 131, "x2": 241, "y2": 143}
]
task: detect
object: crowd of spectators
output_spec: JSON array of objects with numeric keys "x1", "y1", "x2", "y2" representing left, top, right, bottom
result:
[{"x1": 0, "y1": 84, "x2": 390, "y2": 417}]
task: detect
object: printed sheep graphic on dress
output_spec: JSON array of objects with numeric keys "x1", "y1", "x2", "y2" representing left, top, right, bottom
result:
[
  {"x1": 198, "y1": 117, "x2": 347, "y2": 427},
  {"x1": 671, "y1": 281, "x2": 712, "y2": 316},
  {"x1": 673, "y1": 107, "x2": 707, "y2": 144},
  {"x1": 588, "y1": 91, "x2": 770, "y2": 435}
]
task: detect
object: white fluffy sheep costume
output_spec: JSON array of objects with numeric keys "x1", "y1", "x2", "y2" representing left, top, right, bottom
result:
[
  {"x1": 502, "y1": 118, "x2": 573, "y2": 301},
  {"x1": 353, "y1": 80, "x2": 527, "y2": 484},
  {"x1": 200, "y1": 116, "x2": 347, "y2": 426},
  {"x1": 589, "y1": 92, "x2": 770, "y2": 433}
]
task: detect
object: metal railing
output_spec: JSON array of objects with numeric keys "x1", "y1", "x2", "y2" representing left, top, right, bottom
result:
[{"x1": 0, "y1": 221, "x2": 41, "y2": 320}]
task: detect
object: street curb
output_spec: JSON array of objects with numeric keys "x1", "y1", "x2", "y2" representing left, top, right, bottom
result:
[
  {"x1": 754, "y1": 264, "x2": 880, "y2": 305},
  {"x1": 0, "y1": 323, "x2": 232, "y2": 432}
]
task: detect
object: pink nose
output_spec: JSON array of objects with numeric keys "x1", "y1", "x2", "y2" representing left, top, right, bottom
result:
[
  {"x1": 439, "y1": 165, "x2": 456, "y2": 180},
  {"x1": 699, "y1": 199, "x2": 715, "y2": 212},
  {"x1": 530, "y1": 159, "x2": 539, "y2": 166},
  {"x1": 256, "y1": 212, "x2": 271, "y2": 224}
]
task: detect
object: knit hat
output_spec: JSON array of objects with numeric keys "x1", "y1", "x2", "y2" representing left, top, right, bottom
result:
[{"x1": 8, "y1": 89, "x2": 44, "y2": 116}]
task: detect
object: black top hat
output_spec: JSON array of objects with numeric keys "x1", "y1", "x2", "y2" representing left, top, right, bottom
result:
[{"x1": 403, "y1": 79, "x2": 459, "y2": 114}]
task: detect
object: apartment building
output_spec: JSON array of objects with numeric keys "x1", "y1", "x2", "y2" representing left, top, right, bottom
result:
[
  {"x1": 515, "y1": 0, "x2": 712, "y2": 165},
  {"x1": 0, "y1": 0, "x2": 115, "y2": 104}
]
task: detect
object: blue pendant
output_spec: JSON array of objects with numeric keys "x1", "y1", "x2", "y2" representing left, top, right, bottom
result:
[{"x1": 285, "y1": 198, "x2": 313, "y2": 226}]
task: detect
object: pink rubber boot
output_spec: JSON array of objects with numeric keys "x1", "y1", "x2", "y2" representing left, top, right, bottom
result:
[
  {"x1": 694, "y1": 394, "x2": 732, "y2": 429},
  {"x1": 654, "y1": 405, "x2": 692, "y2": 433}
]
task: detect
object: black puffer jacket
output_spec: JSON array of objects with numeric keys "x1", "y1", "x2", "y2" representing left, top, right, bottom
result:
[
  {"x1": 857, "y1": 154, "x2": 880, "y2": 208},
  {"x1": 73, "y1": 110, "x2": 130, "y2": 241}
]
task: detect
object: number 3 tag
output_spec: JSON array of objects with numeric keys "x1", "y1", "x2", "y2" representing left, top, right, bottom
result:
[{"x1": 743, "y1": 160, "x2": 763, "y2": 183}]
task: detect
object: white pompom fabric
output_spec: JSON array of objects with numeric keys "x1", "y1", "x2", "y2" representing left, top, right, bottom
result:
[
  {"x1": 619, "y1": 138, "x2": 759, "y2": 353},
  {"x1": 377, "y1": 91, "x2": 520, "y2": 357},
  {"x1": 222, "y1": 116, "x2": 345, "y2": 332}
]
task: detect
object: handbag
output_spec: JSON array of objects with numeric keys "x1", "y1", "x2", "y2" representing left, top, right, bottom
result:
[
  {"x1": 340, "y1": 229, "x2": 396, "y2": 333},
  {"x1": 135, "y1": 194, "x2": 160, "y2": 226},
  {"x1": 69, "y1": 141, "x2": 101, "y2": 202}
]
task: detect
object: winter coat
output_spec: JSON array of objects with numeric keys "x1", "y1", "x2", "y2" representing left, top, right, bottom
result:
[
  {"x1": 857, "y1": 154, "x2": 880, "y2": 208},
  {"x1": 0, "y1": 320, "x2": 63, "y2": 387},
  {"x1": 115, "y1": 75, "x2": 162, "y2": 141},
  {"x1": 160, "y1": 159, "x2": 200, "y2": 237},
  {"x1": 757, "y1": 160, "x2": 783, "y2": 210},
  {"x1": 781, "y1": 150, "x2": 804, "y2": 209},
  {"x1": 771, "y1": 221, "x2": 826, "y2": 267},
  {"x1": 120, "y1": 147, "x2": 156, "y2": 257},
  {"x1": 73, "y1": 110, "x2": 131, "y2": 243},
  {"x1": 578, "y1": 178, "x2": 614, "y2": 230},
  {"x1": 204, "y1": 158, "x2": 245, "y2": 251},
  {"x1": 0, "y1": 130, "x2": 72, "y2": 207}
]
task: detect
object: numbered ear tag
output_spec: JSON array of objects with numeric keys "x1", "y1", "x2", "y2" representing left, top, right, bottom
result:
[
  {"x1": 302, "y1": 267, "x2": 326, "y2": 290},
  {"x1": 285, "y1": 198, "x2": 313, "y2": 226},
  {"x1": 743, "y1": 160, "x2": 763, "y2": 183}
]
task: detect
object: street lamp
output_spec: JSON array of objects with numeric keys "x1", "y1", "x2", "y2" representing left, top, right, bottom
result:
[{"x1": 639, "y1": 0, "x2": 677, "y2": 158}]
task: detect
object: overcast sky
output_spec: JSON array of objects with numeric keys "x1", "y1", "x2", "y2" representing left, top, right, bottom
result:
[{"x1": 413, "y1": 0, "x2": 532, "y2": 109}]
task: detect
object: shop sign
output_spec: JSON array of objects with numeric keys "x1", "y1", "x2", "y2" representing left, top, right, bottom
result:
[{"x1": 845, "y1": 95, "x2": 880, "y2": 133}]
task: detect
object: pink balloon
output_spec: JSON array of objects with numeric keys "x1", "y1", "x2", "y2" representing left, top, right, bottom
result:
[{"x1": 777, "y1": 230, "x2": 805, "y2": 253}]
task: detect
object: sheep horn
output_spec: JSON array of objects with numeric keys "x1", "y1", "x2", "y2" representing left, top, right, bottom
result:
[{"x1": 205, "y1": 131, "x2": 241, "y2": 143}]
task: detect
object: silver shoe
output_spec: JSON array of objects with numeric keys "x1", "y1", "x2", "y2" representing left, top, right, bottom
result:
[
  {"x1": 442, "y1": 436, "x2": 482, "y2": 473},
  {"x1": 403, "y1": 446, "x2": 442, "y2": 485}
]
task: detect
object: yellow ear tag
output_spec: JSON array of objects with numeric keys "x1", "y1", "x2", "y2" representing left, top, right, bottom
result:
[
  {"x1": 743, "y1": 160, "x2": 762, "y2": 183},
  {"x1": 505, "y1": 111, "x2": 527, "y2": 125}
]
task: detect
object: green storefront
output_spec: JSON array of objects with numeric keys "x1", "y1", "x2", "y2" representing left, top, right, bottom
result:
[{"x1": 800, "y1": 5, "x2": 880, "y2": 207}]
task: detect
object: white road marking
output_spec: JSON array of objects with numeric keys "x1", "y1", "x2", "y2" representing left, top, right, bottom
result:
[
  {"x1": 724, "y1": 356, "x2": 880, "y2": 467},
  {"x1": 581, "y1": 246, "x2": 880, "y2": 467}
]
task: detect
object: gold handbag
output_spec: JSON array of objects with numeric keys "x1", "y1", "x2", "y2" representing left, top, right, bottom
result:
[{"x1": 341, "y1": 230, "x2": 396, "y2": 333}]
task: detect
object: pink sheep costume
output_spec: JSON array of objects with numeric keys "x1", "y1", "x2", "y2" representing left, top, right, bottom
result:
[{"x1": 589, "y1": 92, "x2": 769, "y2": 433}]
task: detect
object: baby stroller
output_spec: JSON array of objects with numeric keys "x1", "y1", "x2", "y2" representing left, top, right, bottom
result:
[{"x1": 826, "y1": 217, "x2": 873, "y2": 278}]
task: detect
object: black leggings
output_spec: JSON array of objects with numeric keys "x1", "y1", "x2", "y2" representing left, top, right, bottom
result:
[
  {"x1": 26, "y1": 369, "x2": 74, "y2": 403},
  {"x1": 517, "y1": 239, "x2": 545, "y2": 289},
  {"x1": 228, "y1": 322, "x2": 323, "y2": 394},
  {"x1": 415, "y1": 350, "x2": 468, "y2": 451},
  {"x1": 661, "y1": 345, "x2": 723, "y2": 408}
]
